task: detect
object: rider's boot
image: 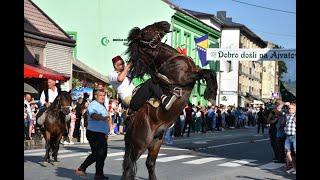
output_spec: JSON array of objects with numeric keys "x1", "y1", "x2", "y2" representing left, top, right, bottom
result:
[{"x1": 161, "y1": 94, "x2": 177, "y2": 110}]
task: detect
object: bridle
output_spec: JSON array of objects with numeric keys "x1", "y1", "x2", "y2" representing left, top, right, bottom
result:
[
  {"x1": 140, "y1": 31, "x2": 167, "y2": 49},
  {"x1": 54, "y1": 95, "x2": 72, "y2": 113}
]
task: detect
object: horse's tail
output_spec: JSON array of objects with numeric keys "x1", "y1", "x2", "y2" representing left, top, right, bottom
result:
[
  {"x1": 121, "y1": 116, "x2": 137, "y2": 179},
  {"x1": 198, "y1": 69, "x2": 218, "y2": 104}
]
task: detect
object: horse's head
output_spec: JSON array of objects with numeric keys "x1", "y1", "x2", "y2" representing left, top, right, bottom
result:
[
  {"x1": 128, "y1": 21, "x2": 170, "y2": 49},
  {"x1": 50, "y1": 91, "x2": 72, "y2": 115},
  {"x1": 126, "y1": 21, "x2": 171, "y2": 78}
]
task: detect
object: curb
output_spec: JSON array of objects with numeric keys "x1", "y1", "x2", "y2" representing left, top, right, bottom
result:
[{"x1": 24, "y1": 135, "x2": 125, "y2": 150}]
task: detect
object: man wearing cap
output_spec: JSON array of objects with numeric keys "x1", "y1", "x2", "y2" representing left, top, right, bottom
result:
[{"x1": 108, "y1": 55, "x2": 177, "y2": 112}]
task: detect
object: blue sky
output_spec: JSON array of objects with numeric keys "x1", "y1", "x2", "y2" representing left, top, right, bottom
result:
[{"x1": 171, "y1": 0, "x2": 296, "y2": 81}]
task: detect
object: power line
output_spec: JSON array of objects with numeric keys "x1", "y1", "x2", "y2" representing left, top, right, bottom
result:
[
  {"x1": 232, "y1": 0, "x2": 296, "y2": 15},
  {"x1": 251, "y1": 28, "x2": 296, "y2": 38}
]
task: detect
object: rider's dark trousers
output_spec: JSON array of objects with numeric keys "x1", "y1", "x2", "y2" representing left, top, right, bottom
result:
[
  {"x1": 79, "y1": 130, "x2": 108, "y2": 175},
  {"x1": 130, "y1": 79, "x2": 164, "y2": 111}
]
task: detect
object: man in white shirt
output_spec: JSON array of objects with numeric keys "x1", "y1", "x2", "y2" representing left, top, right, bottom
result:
[
  {"x1": 40, "y1": 79, "x2": 60, "y2": 107},
  {"x1": 37, "y1": 78, "x2": 61, "y2": 126},
  {"x1": 108, "y1": 56, "x2": 177, "y2": 111}
]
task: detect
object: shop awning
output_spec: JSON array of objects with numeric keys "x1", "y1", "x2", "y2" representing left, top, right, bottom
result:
[{"x1": 24, "y1": 64, "x2": 70, "y2": 81}]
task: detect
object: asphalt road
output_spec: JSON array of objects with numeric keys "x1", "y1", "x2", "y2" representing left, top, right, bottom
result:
[{"x1": 24, "y1": 127, "x2": 296, "y2": 180}]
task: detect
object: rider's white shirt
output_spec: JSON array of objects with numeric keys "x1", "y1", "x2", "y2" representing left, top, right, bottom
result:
[
  {"x1": 108, "y1": 70, "x2": 135, "y2": 100},
  {"x1": 40, "y1": 87, "x2": 59, "y2": 105}
]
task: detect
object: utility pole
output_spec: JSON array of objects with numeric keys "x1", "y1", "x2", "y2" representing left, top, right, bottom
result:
[{"x1": 217, "y1": 70, "x2": 223, "y2": 106}]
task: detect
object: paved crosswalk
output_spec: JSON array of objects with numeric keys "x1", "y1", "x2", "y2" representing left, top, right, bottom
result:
[{"x1": 24, "y1": 148, "x2": 285, "y2": 170}]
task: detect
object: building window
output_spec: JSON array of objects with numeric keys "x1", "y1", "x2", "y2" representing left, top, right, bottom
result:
[
  {"x1": 173, "y1": 28, "x2": 181, "y2": 48},
  {"x1": 67, "y1": 31, "x2": 77, "y2": 58},
  {"x1": 184, "y1": 32, "x2": 191, "y2": 56},
  {"x1": 34, "y1": 53, "x2": 40, "y2": 65}
]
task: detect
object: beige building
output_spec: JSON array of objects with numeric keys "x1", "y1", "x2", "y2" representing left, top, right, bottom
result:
[
  {"x1": 261, "y1": 42, "x2": 280, "y2": 101},
  {"x1": 238, "y1": 30, "x2": 266, "y2": 107}
]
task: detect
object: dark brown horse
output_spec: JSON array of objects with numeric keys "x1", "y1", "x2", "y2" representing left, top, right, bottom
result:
[
  {"x1": 42, "y1": 91, "x2": 72, "y2": 163},
  {"x1": 121, "y1": 21, "x2": 218, "y2": 180}
]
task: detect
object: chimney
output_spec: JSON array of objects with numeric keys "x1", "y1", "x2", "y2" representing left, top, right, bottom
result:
[
  {"x1": 217, "y1": 11, "x2": 227, "y2": 21},
  {"x1": 226, "y1": 17, "x2": 232, "y2": 22}
]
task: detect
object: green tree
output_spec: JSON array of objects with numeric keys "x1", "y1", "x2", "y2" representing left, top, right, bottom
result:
[
  {"x1": 278, "y1": 61, "x2": 288, "y2": 79},
  {"x1": 72, "y1": 78, "x2": 83, "y2": 89}
]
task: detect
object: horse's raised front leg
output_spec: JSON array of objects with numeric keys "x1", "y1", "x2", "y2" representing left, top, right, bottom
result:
[{"x1": 146, "y1": 134, "x2": 164, "y2": 180}]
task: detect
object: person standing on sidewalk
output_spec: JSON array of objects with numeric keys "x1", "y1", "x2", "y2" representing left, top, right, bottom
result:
[
  {"x1": 256, "y1": 107, "x2": 265, "y2": 134},
  {"x1": 275, "y1": 104, "x2": 286, "y2": 163},
  {"x1": 266, "y1": 104, "x2": 279, "y2": 162},
  {"x1": 284, "y1": 103, "x2": 296, "y2": 174},
  {"x1": 182, "y1": 103, "x2": 194, "y2": 137},
  {"x1": 24, "y1": 93, "x2": 33, "y2": 140},
  {"x1": 68, "y1": 108, "x2": 77, "y2": 145},
  {"x1": 75, "y1": 89, "x2": 110, "y2": 180}
]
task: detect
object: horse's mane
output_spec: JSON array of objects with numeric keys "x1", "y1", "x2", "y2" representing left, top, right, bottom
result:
[
  {"x1": 126, "y1": 27, "x2": 180, "y2": 80},
  {"x1": 47, "y1": 91, "x2": 70, "y2": 111}
]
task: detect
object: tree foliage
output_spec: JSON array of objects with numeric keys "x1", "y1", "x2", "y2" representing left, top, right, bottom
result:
[{"x1": 278, "y1": 61, "x2": 288, "y2": 79}]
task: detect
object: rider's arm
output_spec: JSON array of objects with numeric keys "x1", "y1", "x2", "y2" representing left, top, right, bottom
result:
[{"x1": 117, "y1": 62, "x2": 132, "y2": 82}]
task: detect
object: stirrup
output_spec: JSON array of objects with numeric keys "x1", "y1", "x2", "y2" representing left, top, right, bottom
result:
[
  {"x1": 163, "y1": 95, "x2": 177, "y2": 110},
  {"x1": 172, "y1": 87, "x2": 182, "y2": 98}
]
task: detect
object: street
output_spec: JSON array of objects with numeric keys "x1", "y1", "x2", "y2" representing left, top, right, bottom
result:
[{"x1": 24, "y1": 128, "x2": 296, "y2": 180}]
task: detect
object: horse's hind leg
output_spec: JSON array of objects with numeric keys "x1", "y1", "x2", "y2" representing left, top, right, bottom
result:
[
  {"x1": 44, "y1": 131, "x2": 51, "y2": 163},
  {"x1": 52, "y1": 134, "x2": 63, "y2": 162},
  {"x1": 122, "y1": 144, "x2": 144, "y2": 180},
  {"x1": 122, "y1": 129, "x2": 146, "y2": 180},
  {"x1": 146, "y1": 137, "x2": 164, "y2": 180}
]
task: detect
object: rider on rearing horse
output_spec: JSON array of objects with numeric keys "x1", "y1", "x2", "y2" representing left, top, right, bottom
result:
[{"x1": 107, "y1": 55, "x2": 177, "y2": 112}]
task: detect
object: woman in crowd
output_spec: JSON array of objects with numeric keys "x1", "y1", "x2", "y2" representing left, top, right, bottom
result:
[{"x1": 68, "y1": 108, "x2": 77, "y2": 144}]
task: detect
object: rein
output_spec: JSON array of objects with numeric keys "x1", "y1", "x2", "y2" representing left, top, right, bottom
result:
[{"x1": 140, "y1": 31, "x2": 164, "y2": 49}]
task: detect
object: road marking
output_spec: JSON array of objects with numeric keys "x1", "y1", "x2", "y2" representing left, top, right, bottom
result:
[
  {"x1": 24, "y1": 150, "x2": 73, "y2": 156},
  {"x1": 24, "y1": 149, "x2": 45, "y2": 153},
  {"x1": 198, "y1": 138, "x2": 269, "y2": 150},
  {"x1": 59, "y1": 152, "x2": 89, "y2": 158},
  {"x1": 192, "y1": 141, "x2": 208, "y2": 144},
  {"x1": 256, "y1": 162, "x2": 285, "y2": 170},
  {"x1": 183, "y1": 157, "x2": 225, "y2": 164},
  {"x1": 218, "y1": 159, "x2": 257, "y2": 167},
  {"x1": 107, "y1": 152, "x2": 125, "y2": 157},
  {"x1": 160, "y1": 147, "x2": 190, "y2": 151},
  {"x1": 156, "y1": 155, "x2": 195, "y2": 162},
  {"x1": 80, "y1": 151, "x2": 125, "y2": 159},
  {"x1": 114, "y1": 153, "x2": 166, "y2": 161}
]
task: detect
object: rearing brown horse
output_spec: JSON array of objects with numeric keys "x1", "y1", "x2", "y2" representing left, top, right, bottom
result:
[
  {"x1": 121, "y1": 21, "x2": 218, "y2": 180},
  {"x1": 42, "y1": 91, "x2": 72, "y2": 163}
]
